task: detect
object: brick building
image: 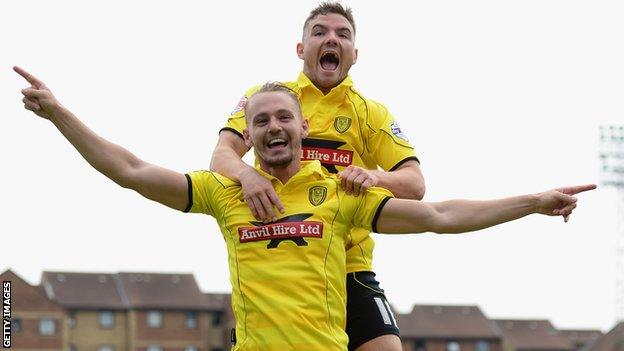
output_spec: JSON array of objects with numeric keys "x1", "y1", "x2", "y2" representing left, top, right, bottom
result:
[
  {"x1": 41, "y1": 272, "x2": 127, "y2": 351},
  {"x1": 396, "y1": 305, "x2": 503, "y2": 351},
  {"x1": 203, "y1": 293, "x2": 234, "y2": 350},
  {"x1": 559, "y1": 329, "x2": 603, "y2": 351},
  {"x1": 493, "y1": 319, "x2": 574, "y2": 351},
  {"x1": 581, "y1": 322, "x2": 624, "y2": 351},
  {"x1": 3, "y1": 268, "x2": 613, "y2": 351},
  {"x1": 41, "y1": 271, "x2": 228, "y2": 351},
  {"x1": 1, "y1": 269, "x2": 68, "y2": 350}
]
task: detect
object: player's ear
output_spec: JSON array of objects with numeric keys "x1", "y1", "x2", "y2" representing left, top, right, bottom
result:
[
  {"x1": 353, "y1": 48, "x2": 358, "y2": 65},
  {"x1": 301, "y1": 119, "x2": 309, "y2": 139},
  {"x1": 243, "y1": 128, "x2": 253, "y2": 148},
  {"x1": 296, "y1": 42, "x2": 304, "y2": 60}
]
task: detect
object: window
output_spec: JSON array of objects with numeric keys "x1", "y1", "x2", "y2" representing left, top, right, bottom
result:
[
  {"x1": 147, "y1": 346, "x2": 163, "y2": 351},
  {"x1": 147, "y1": 310, "x2": 163, "y2": 328},
  {"x1": 185, "y1": 347, "x2": 198, "y2": 351},
  {"x1": 185, "y1": 311, "x2": 197, "y2": 329},
  {"x1": 12, "y1": 318, "x2": 21, "y2": 332},
  {"x1": 39, "y1": 318, "x2": 55, "y2": 335},
  {"x1": 414, "y1": 339, "x2": 427, "y2": 351},
  {"x1": 212, "y1": 311, "x2": 223, "y2": 326},
  {"x1": 68, "y1": 311, "x2": 76, "y2": 329},
  {"x1": 98, "y1": 346, "x2": 115, "y2": 351},
  {"x1": 446, "y1": 341, "x2": 461, "y2": 351},
  {"x1": 98, "y1": 311, "x2": 115, "y2": 329},
  {"x1": 476, "y1": 341, "x2": 490, "y2": 351}
]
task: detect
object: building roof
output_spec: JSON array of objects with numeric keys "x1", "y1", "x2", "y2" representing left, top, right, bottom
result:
[
  {"x1": 41, "y1": 271, "x2": 125, "y2": 309},
  {"x1": 493, "y1": 319, "x2": 574, "y2": 351},
  {"x1": 41, "y1": 271, "x2": 210, "y2": 310},
  {"x1": 581, "y1": 322, "x2": 624, "y2": 351},
  {"x1": 559, "y1": 329, "x2": 603, "y2": 349},
  {"x1": 117, "y1": 272, "x2": 207, "y2": 309},
  {"x1": 396, "y1": 305, "x2": 502, "y2": 339},
  {"x1": 1, "y1": 269, "x2": 64, "y2": 313}
]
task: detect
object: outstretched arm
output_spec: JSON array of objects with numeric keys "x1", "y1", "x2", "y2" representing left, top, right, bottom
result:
[
  {"x1": 375, "y1": 184, "x2": 596, "y2": 234},
  {"x1": 15, "y1": 66, "x2": 188, "y2": 211}
]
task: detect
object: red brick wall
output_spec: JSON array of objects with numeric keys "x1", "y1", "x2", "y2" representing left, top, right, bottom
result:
[
  {"x1": 11, "y1": 317, "x2": 64, "y2": 349},
  {"x1": 1, "y1": 270, "x2": 66, "y2": 350}
]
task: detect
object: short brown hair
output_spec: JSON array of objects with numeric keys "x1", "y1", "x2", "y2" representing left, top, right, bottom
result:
[
  {"x1": 245, "y1": 82, "x2": 302, "y2": 119},
  {"x1": 303, "y1": 2, "x2": 356, "y2": 37}
]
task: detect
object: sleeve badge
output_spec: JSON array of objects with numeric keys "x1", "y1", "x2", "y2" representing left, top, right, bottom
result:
[
  {"x1": 390, "y1": 121, "x2": 409, "y2": 141},
  {"x1": 231, "y1": 96, "x2": 248, "y2": 116}
]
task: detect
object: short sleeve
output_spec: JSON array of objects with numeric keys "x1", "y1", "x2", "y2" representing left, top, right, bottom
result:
[
  {"x1": 366, "y1": 100, "x2": 420, "y2": 171},
  {"x1": 340, "y1": 186, "x2": 393, "y2": 242},
  {"x1": 184, "y1": 170, "x2": 231, "y2": 217}
]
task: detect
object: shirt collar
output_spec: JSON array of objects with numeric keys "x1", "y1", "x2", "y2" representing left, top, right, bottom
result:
[
  {"x1": 255, "y1": 160, "x2": 325, "y2": 187},
  {"x1": 296, "y1": 72, "x2": 354, "y2": 95}
]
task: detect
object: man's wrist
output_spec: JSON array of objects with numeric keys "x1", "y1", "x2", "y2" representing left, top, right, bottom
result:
[
  {"x1": 368, "y1": 169, "x2": 383, "y2": 185},
  {"x1": 529, "y1": 193, "x2": 542, "y2": 214},
  {"x1": 237, "y1": 164, "x2": 258, "y2": 182},
  {"x1": 48, "y1": 104, "x2": 69, "y2": 124}
]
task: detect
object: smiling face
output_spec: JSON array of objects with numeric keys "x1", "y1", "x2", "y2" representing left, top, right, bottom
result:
[
  {"x1": 297, "y1": 13, "x2": 358, "y2": 94},
  {"x1": 243, "y1": 91, "x2": 309, "y2": 170}
]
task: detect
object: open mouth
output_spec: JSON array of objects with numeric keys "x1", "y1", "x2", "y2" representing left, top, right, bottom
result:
[
  {"x1": 267, "y1": 138, "x2": 288, "y2": 149},
  {"x1": 320, "y1": 52, "x2": 340, "y2": 71}
]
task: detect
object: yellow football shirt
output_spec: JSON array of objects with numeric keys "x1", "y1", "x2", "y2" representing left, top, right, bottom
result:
[
  {"x1": 184, "y1": 161, "x2": 392, "y2": 351},
  {"x1": 222, "y1": 72, "x2": 418, "y2": 272}
]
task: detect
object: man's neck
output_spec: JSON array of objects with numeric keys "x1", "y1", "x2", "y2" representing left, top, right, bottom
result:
[
  {"x1": 259, "y1": 158, "x2": 302, "y2": 184},
  {"x1": 303, "y1": 71, "x2": 340, "y2": 95}
]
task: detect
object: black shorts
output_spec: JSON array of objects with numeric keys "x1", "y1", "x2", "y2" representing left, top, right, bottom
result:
[{"x1": 346, "y1": 271, "x2": 400, "y2": 350}]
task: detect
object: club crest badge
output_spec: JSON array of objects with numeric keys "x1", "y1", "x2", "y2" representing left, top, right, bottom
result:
[
  {"x1": 309, "y1": 186, "x2": 327, "y2": 206},
  {"x1": 333, "y1": 116, "x2": 352, "y2": 133}
]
